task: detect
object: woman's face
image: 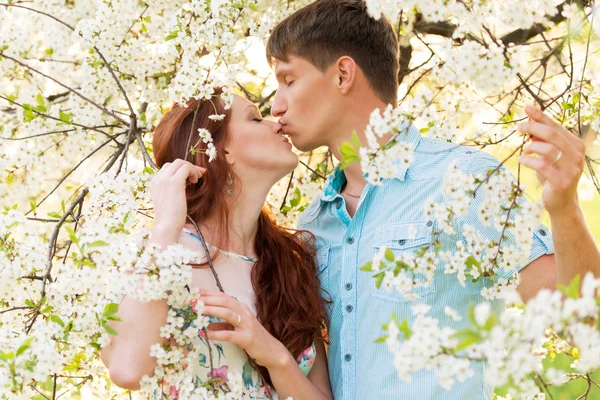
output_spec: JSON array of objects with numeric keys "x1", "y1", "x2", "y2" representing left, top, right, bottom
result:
[{"x1": 224, "y1": 94, "x2": 298, "y2": 184}]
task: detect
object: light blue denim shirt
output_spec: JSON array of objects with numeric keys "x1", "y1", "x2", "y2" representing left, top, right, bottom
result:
[{"x1": 298, "y1": 124, "x2": 555, "y2": 400}]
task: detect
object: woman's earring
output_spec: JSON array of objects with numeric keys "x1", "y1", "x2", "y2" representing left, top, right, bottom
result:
[{"x1": 226, "y1": 173, "x2": 233, "y2": 196}]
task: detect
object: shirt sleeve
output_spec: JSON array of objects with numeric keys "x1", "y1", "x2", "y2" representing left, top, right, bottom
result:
[{"x1": 460, "y1": 152, "x2": 555, "y2": 280}]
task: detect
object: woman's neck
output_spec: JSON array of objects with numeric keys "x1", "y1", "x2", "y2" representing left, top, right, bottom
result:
[{"x1": 189, "y1": 182, "x2": 270, "y2": 258}]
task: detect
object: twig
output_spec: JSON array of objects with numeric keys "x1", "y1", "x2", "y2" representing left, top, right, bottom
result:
[{"x1": 0, "y1": 52, "x2": 128, "y2": 125}]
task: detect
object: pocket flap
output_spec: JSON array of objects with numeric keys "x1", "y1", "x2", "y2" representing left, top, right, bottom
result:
[{"x1": 374, "y1": 222, "x2": 432, "y2": 249}]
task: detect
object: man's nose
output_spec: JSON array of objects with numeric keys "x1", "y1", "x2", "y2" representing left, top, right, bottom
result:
[{"x1": 271, "y1": 91, "x2": 286, "y2": 118}]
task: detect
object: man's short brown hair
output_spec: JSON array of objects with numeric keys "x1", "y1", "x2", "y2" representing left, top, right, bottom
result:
[{"x1": 266, "y1": 0, "x2": 399, "y2": 105}]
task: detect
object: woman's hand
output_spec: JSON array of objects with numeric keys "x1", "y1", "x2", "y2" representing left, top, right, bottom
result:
[
  {"x1": 199, "y1": 289, "x2": 292, "y2": 370},
  {"x1": 150, "y1": 158, "x2": 206, "y2": 238}
]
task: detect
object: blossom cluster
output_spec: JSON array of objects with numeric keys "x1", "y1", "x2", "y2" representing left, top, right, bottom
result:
[
  {"x1": 0, "y1": 0, "x2": 599, "y2": 398},
  {"x1": 382, "y1": 273, "x2": 600, "y2": 399}
]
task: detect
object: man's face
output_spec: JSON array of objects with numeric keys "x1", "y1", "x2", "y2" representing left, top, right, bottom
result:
[{"x1": 271, "y1": 55, "x2": 340, "y2": 152}]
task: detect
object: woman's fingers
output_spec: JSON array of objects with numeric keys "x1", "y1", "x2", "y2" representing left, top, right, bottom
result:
[
  {"x1": 203, "y1": 306, "x2": 241, "y2": 327},
  {"x1": 204, "y1": 329, "x2": 241, "y2": 344},
  {"x1": 201, "y1": 295, "x2": 244, "y2": 315},
  {"x1": 159, "y1": 159, "x2": 206, "y2": 179},
  {"x1": 199, "y1": 289, "x2": 226, "y2": 297},
  {"x1": 169, "y1": 161, "x2": 206, "y2": 184}
]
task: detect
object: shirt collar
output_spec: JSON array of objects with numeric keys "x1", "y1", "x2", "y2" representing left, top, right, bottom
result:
[{"x1": 320, "y1": 121, "x2": 422, "y2": 203}]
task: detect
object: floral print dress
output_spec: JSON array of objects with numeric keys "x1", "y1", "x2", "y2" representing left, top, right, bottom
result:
[{"x1": 151, "y1": 228, "x2": 317, "y2": 399}]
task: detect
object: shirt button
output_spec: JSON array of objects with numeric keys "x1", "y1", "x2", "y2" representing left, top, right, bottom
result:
[
  {"x1": 345, "y1": 282, "x2": 352, "y2": 290},
  {"x1": 346, "y1": 304, "x2": 353, "y2": 313},
  {"x1": 336, "y1": 201, "x2": 342, "y2": 209},
  {"x1": 398, "y1": 239, "x2": 406, "y2": 245},
  {"x1": 346, "y1": 237, "x2": 354, "y2": 244},
  {"x1": 426, "y1": 220, "x2": 433, "y2": 227},
  {"x1": 345, "y1": 353, "x2": 352, "y2": 362},
  {"x1": 539, "y1": 229, "x2": 547, "y2": 236}
]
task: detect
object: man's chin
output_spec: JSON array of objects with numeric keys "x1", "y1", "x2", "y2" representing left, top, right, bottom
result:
[{"x1": 290, "y1": 138, "x2": 321, "y2": 153}]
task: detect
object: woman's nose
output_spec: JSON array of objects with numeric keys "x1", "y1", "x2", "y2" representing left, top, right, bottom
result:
[{"x1": 266, "y1": 119, "x2": 283, "y2": 132}]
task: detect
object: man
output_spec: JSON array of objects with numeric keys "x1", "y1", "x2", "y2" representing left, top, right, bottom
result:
[{"x1": 266, "y1": 0, "x2": 600, "y2": 399}]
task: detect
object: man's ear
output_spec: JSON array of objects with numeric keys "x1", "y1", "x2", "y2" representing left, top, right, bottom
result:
[{"x1": 335, "y1": 56, "x2": 356, "y2": 95}]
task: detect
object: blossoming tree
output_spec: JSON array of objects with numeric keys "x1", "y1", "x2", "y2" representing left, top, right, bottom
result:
[{"x1": 0, "y1": 0, "x2": 599, "y2": 399}]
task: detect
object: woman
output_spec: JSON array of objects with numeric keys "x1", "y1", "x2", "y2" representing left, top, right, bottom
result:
[{"x1": 101, "y1": 89, "x2": 332, "y2": 399}]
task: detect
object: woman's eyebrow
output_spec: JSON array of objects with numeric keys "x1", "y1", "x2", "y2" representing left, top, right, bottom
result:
[{"x1": 245, "y1": 104, "x2": 262, "y2": 115}]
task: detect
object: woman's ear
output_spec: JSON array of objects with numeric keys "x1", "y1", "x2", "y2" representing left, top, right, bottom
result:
[
  {"x1": 223, "y1": 149, "x2": 235, "y2": 165},
  {"x1": 335, "y1": 56, "x2": 356, "y2": 95}
]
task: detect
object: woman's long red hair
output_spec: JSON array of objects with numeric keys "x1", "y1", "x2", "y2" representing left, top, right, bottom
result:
[{"x1": 152, "y1": 89, "x2": 328, "y2": 386}]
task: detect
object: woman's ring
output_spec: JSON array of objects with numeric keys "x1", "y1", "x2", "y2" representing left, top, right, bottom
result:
[
  {"x1": 553, "y1": 150, "x2": 563, "y2": 164},
  {"x1": 234, "y1": 313, "x2": 242, "y2": 327}
]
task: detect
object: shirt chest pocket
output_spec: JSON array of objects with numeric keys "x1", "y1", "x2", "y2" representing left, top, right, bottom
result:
[{"x1": 371, "y1": 222, "x2": 436, "y2": 304}]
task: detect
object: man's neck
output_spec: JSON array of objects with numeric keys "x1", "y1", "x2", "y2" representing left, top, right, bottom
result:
[{"x1": 328, "y1": 96, "x2": 390, "y2": 193}]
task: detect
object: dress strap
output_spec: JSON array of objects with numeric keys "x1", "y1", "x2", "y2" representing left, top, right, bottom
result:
[{"x1": 182, "y1": 228, "x2": 258, "y2": 263}]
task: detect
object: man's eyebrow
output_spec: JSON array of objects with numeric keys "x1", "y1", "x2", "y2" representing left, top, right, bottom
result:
[{"x1": 275, "y1": 65, "x2": 292, "y2": 79}]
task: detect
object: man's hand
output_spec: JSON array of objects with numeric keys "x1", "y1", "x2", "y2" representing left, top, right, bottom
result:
[
  {"x1": 516, "y1": 105, "x2": 600, "y2": 291},
  {"x1": 517, "y1": 105, "x2": 586, "y2": 216}
]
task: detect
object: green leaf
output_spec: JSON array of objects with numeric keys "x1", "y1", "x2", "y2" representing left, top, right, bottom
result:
[
  {"x1": 25, "y1": 299, "x2": 35, "y2": 308},
  {"x1": 47, "y1": 211, "x2": 61, "y2": 219},
  {"x1": 29, "y1": 200, "x2": 37, "y2": 213},
  {"x1": 50, "y1": 315, "x2": 65, "y2": 327},
  {"x1": 374, "y1": 335, "x2": 388, "y2": 343},
  {"x1": 87, "y1": 240, "x2": 109, "y2": 248},
  {"x1": 104, "y1": 303, "x2": 119, "y2": 316},
  {"x1": 142, "y1": 166, "x2": 155, "y2": 175},
  {"x1": 248, "y1": 3, "x2": 259, "y2": 12},
  {"x1": 36, "y1": 93, "x2": 45, "y2": 107},
  {"x1": 374, "y1": 271, "x2": 385, "y2": 289},
  {"x1": 141, "y1": 23, "x2": 148, "y2": 33},
  {"x1": 340, "y1": 155, "x2": 360, "y2": 169},
  {"x1": 482, "y1": 313, "x2": 498, "y2": 331},
  {"x1": 467, "y1": 304, "x2": 476, "y2": 326},
  {"x1": 59, "y1": 111, "x2": 72, "y2": 124},
  {"x1": 360, "y1": 261, "x2": 373, "y2": 272},
  {"x1": 465, "y1": 256, "x2": 481, "y2": 270},
  {"x1": 16, "y1": 337, "x2": 34, "y2": 357},
  {"x1": 452, "y1": 328, "x2": 482, "y2": 351},
  {"x1": 90, "y1": 342, "x2": 101, "y2": 350},
  {"x1": 102, "y1": 322, "x2": 118, "y2": 336},
  {"x1": 398, "y1": 317, "x2": 412, "y2": 339},
  {"x1": 384, "y1": 248, "x2": 395, "y2": 262},
  {"x1": 351, "y1": 130, "x2": 361, "y2": 149},
  {"x1": 44, "y1": 48, "x2": 54, "y2": 56},
  {"x1": 340, "y1": 141, "x2": 357, "y2": 157},
  {"x1": 65, "y1": 226, "x2": 78, "y2": 245},
  {"x1": 556, "y1": 274, "x2": 580, "y2": 299},
  {"x1": 143, "y1": 16, "x2": 151, "y2": 22},
  {"x1": 165, "y1": 30, "x2": 179, "y2": 41}
]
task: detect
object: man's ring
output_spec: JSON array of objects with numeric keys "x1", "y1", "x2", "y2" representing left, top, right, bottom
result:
[
  {"x1": 553, "y1": 150, "x2": 563, "y2": 164},
  {"x1": 234, "y1": 313, "x2": 242, "y2": 327}
]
